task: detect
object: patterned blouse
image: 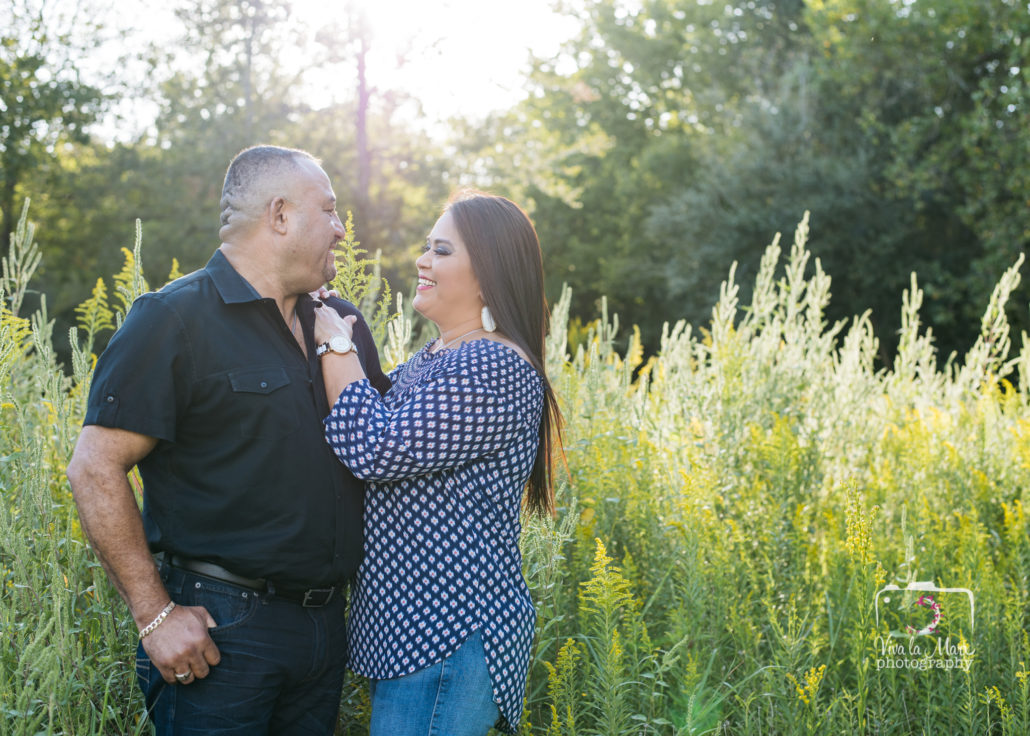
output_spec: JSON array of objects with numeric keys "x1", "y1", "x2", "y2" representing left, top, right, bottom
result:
[{"x1": 324, "y1": 338, "x2": 544, "y2": 733}]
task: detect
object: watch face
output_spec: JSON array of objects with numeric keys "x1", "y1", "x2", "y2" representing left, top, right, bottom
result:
[{"x1": 329, "y1": 335, "x2": 353, "y2": 353}]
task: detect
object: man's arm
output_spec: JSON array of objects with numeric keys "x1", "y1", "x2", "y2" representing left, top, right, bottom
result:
[{"x1": 67, "y1": 425, "x2": 220, "y2": 684}]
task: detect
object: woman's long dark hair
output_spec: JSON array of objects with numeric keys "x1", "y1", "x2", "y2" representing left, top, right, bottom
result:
[{"x1": 445, "y1": 190, "x2": 563, "y2": 516}]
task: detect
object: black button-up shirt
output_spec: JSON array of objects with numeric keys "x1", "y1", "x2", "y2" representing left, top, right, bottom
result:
[{"x1": 83, "y1": 249, "x2": 389, "y2": 588}]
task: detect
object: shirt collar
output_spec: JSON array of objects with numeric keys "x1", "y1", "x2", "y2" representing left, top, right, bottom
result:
[{"x1": 205, "y1": 249, "x2": 263, "y2": 304}]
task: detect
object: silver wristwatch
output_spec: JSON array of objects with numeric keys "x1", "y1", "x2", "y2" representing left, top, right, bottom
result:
[{"x1": 315, "y1": 334, "x2": 357, "y2": 357}]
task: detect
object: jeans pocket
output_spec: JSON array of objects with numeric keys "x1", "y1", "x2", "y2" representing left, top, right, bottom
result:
[{"x1": 179, "y1": 576, "x2": 260, "y2": 634}]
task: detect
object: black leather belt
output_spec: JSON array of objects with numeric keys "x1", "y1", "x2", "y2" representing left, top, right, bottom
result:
[
  {"x1": 270, "y1": 584, "x2": 339, "y2": 607},
  {"x1": 154, "y1": 552, "x2": 341, "y2": 608}
]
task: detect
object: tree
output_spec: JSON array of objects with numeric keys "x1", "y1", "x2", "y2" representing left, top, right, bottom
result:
[
  {"x1": 124, "y1": 0, "x2": 451, "y2": 279},
  {"x1": 0, "y1": 0, "x2": 109, "y2": 252},
  {"x1": 123, "y1": 0, "x2": 307, "y2": 273},
  {"x1": 463, "y1": 0, "x2": 1025, "y2": 361},
  {"x1": 308, "y1": 5, "x2": 454, "y2": 271},
  {"x1": 15, "y1": 0, "x2": 454, "y2": 365},
  {"x1": 806, "y1": 0, "x2": 1030, "y2": 357},
  {"x1": 460, "y1": 0, "x2": 811, "y2": 348}
]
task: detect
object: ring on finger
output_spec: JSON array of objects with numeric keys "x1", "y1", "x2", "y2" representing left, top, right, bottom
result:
[{"x1": 174, "y1": 669, "x2": 193, "y2": 683}]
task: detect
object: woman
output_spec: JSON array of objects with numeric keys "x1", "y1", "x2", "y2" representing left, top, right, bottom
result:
[{"x1": 312, "y1": 190, "x2": 562, "y2": 734}]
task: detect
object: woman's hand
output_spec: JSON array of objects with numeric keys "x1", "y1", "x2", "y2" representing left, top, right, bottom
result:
[
  {"x1": 312, "y1": 303, "x2": 357, "y2": 344},
  {"x1": 309, "y1": 286, "x2": 338, "y2": 301}
]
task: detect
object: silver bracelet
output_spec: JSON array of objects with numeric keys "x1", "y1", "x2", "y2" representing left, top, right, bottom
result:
[{"x1": 139, "y1": 600, "x2": 176, "y2": 639}]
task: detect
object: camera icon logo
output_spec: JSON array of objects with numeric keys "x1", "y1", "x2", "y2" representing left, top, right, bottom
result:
[{"x1": 874, "y1": 581, "x2": 975, "y2": 639}]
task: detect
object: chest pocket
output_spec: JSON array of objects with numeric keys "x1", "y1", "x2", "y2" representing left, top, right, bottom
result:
[{"x1": 228, "y1": 367, "x2": 300, "y2": 439}]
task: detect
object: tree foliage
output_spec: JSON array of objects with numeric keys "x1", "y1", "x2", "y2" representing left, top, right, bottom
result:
[
  {"x1": 0, "y1": 0, "x2": 109, "y2": 252},
  {"x1": 5, "y1": 0, "x2": 452, "y2": 358},
  {"x1": 459, "y1": 0, "x2": 1029, "y2": 362},
  {"x1": 5, "y1": 0, "x2": 1028, "y2": 367}
]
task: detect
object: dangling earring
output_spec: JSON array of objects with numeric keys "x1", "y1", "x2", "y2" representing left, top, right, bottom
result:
[{"x1": 481, "y1": 305, "x2": 497, "y2": 333}]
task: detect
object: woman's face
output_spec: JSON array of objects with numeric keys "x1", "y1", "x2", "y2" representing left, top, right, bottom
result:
[{"x1": 413, "y1": 210, "x2": 483, "y2": 332}]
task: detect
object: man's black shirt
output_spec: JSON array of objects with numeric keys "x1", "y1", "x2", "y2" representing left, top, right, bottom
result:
[{"x1": 84, "y1": 249, "x2": 389, "y2": 587}]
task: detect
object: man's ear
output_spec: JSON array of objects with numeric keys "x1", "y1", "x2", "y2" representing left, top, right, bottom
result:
[{"x1": 268, "y1": 196, "x2": 289, "y2": 235}]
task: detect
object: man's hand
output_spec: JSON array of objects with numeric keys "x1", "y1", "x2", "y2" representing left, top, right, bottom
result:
[{"x1": 142, "y1": 603, "x2": 221, "y2": 684}]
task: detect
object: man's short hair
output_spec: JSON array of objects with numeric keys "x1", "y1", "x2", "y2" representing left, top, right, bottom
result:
[{"x1": 220, "y1": 145, "x2": 319, "y2": 230}]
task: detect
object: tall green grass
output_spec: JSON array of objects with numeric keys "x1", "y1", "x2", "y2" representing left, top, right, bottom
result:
[{"x1": 3, "y1": 204, "x2": 1030, "y2": 734}]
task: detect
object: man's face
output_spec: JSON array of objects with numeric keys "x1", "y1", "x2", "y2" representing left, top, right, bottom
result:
[{"x1": 283, "y1": 160, "x2": 345, "y2": 291}]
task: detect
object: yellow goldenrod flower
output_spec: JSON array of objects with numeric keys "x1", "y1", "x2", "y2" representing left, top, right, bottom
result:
[{"x1": 788, "y1": 664, "x2": 826, "y2": 706}]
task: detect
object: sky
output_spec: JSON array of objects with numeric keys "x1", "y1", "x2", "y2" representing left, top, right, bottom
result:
[
  {"x1": 97, "y1": 0, "x2": 582, "y2": 139},
  {"x1": 291, "y1": 0, "x2": 580, "y2": 120}
]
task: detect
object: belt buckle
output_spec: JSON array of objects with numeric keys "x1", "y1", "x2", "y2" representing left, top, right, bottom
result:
[{"x1": 302, "y1": 587, "x2": 335, "y2": 607}]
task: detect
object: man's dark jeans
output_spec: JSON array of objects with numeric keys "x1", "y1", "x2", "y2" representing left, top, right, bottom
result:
[{"x1": 136, "y1": 564, "x2": 348, "y2": 735}]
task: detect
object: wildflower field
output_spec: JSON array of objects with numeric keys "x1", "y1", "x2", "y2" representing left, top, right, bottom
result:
[{"x1": 4, "y1": 205, "x2": 1030, "y2": 735}]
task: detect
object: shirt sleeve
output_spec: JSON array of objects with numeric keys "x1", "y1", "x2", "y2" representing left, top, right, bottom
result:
[
  {"x1": 323, "y1": 350, "x2": 539, "y2": 481},
  {"x1": 83, "y1": 294, "x2": 191, "y2": 442}
]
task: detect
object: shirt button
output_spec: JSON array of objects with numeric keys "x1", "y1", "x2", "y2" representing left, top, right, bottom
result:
[
  {"x1": 106, "y1": 395, "x2": 115, "y2": 403},
  {"x1": 260, "y1": 381, "x2": 268, "y2": 389}
]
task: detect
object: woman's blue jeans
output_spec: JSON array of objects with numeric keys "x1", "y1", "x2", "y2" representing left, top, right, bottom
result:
[
  {"x1": 368, "y1": 630, "x2": 500, "y2": 736},
  {"x1": 136, "y1": 564, "x2": 349, "y2": 735}
]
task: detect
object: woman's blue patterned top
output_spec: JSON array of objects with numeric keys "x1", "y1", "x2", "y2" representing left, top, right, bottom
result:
[{"x1": 324, "y1": 338, "x2": 544, "y2": 733}]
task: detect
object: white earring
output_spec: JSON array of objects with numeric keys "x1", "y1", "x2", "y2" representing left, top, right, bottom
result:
[{"x1": 481, "y1": 305, "x2": 497, "y2": 332}]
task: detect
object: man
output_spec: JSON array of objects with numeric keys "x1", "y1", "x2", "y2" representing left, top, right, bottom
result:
[{"x1": 66, "y1": 145, "x2": 389, "y2": 734}]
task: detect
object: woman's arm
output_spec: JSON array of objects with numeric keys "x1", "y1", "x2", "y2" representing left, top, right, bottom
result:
[
  {"x1": 316, "y1": 295, "x2": 391, "y2": 395},
  {"x1": 325, "y1": 347, "x2": 541, "y2": 482},
  {"x1": 312, "y1": 304, "x2": 367, "y2": 398}
]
